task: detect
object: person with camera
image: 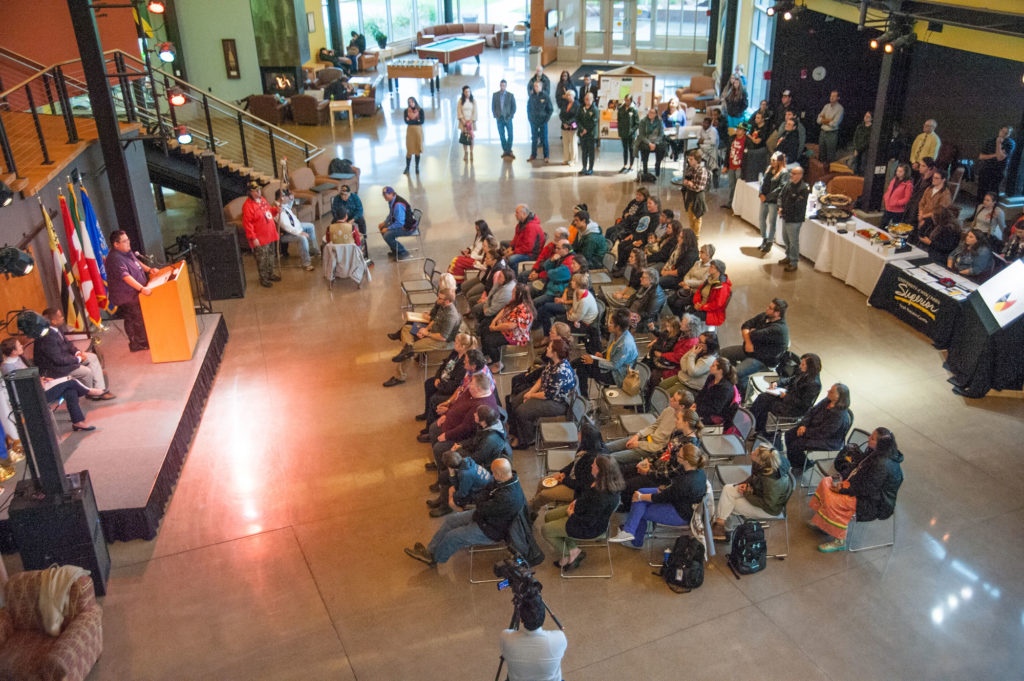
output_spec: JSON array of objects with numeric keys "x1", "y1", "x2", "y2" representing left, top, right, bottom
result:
[
  {"x1": 405, "y1": 457, "x2": 525, "y2": 566},
  {"x1": 499, "y1": 591, "x2": 567, "y2": 681}
]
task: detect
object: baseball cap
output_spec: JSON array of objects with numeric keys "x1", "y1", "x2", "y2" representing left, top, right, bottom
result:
[
  {"x1": 782, "y1": 89, "x2": 792, "y2": 96},
  {"x1": 247, "y1": 180, "x2": 261, "y2": 191}
]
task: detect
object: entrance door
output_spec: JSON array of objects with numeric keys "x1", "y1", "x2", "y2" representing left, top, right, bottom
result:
[{"x1": 582, "y1": 0, "x2": 636, "y2": 62}]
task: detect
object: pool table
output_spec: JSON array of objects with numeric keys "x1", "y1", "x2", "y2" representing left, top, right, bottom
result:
[{"x1": 415, "y1": 37, "x2": 485, "y2": 74}]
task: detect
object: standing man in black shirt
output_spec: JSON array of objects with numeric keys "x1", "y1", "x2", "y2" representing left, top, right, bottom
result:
[{"x1": 777, "y1": 165, "x2": 810, "y2": 272}]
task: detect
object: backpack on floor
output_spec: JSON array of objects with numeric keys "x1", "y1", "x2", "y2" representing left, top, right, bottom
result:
[
  {"x1": 727, "y1": 520, "x2": 767, "y2": 578},
  {"x1": 659, "y1": 535, "x2": 704, "y2": 593}
]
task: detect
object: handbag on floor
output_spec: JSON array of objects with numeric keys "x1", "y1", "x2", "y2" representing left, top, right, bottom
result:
[
  {"x1": 621, "y1": 367, "x2": 642, "y2": 396},
  {"x1": 658, "y1": 535, "x2": 704, "y2": 593}
]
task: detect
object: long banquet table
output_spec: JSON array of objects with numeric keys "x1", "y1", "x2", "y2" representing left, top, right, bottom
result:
[{"x1": 730, "y1": 180, "x2": 927, "y2": 296}]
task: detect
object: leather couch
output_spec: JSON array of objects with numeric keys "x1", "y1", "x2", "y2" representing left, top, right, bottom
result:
[
  {"x1": 247, "y1": 94, "x2": 287, "y2": 126},
  {"x1": 417, "y1": 23, "x2": 502, "y2": 47},
  {"x1": 290, "y1": 94, "x2": 330, "y2": 125}
]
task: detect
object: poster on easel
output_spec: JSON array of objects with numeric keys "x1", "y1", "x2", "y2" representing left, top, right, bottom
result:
[{"x1": 597, "y1": 65, "x2": 657, "y2": 139}]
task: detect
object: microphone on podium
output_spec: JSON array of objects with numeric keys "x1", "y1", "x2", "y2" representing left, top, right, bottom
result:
[{"x1": 135, "y1": 250, "x2": 158, "y2": 267}]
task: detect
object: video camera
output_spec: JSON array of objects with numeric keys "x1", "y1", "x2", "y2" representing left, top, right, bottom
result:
[{"x1": 493, "y1": 554, "x2": 542, "y2": 601}]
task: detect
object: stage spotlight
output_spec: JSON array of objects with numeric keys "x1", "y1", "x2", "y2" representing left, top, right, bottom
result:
[
  {"x1": 767, "y1": 1, "x2": 794, "y2": 18},
  {"x1": 167, "y1": 88, "x2": 187, "y2": 106},
  {"x1": 157, "y1": 42, "x2": 176, "y2": 63},
  {"x1": 884, "y1": 42, "x2": 894, "y2": 53},
  {"x1": 174, "y1": 125, "x2": 192, "y2": 144},
  {"x1": 0, "y1": 181, "x2": 12, "y2": 207},
  {"x1": 871, "y1": 30, "x2": 897, "y2": 49},
  {"x1": 147, "y1": 1, "x2": 166, "y2": 14},
  {"x1": 0, "y1": 247, "x2": 34, "y2": 277},
  {"x1": 16, "y1": 311, "x2": 49, "y2": 339},
  {"x1": 892, "y1": 32, "x2": 917, "y2": 49},
  {"x1": 783, "y1": 9, "x2": 793, "y2": 20}
]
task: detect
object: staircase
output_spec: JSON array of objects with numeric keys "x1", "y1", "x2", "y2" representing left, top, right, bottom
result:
[{"x1": 0, "y1": 47, "x2": 323, "y2": 202}]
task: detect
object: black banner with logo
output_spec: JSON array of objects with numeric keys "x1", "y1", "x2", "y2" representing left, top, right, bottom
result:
[{"x1": 868, "y1": 260, "x2": 966, "y2": 349}]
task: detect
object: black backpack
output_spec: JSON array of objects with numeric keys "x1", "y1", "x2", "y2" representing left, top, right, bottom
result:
[
  {"x1": 328, "y1": 158, "x2": 354, "y2": 176},
  {"x1": 775, "y1": 351, "x2": 801, "y2": 379},
  {"x1": 659, "y1": 535, "x2": 704, "y2": 593},
  {"x1": 727, "y1": 520, "x2": 767, "y2": 578}
]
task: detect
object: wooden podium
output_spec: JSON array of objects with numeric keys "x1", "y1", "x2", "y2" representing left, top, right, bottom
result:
[{"x1": 139, "y1": 261, "x2": 199, "y2": 363}]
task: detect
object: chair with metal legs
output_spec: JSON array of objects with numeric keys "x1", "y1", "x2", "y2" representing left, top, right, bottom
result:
[
  {"x1": 646, "y1": 482, "x2": 716, "y2": 567},
  {"x1": 846, "y1": 512, "x2": 896, "y2": 553},
  {"x1": 560, "y1": 518, "x2": 615, "y2": 579},
  {"x1": 468, "y1": 541, "x2": 510, "y2": 583}
]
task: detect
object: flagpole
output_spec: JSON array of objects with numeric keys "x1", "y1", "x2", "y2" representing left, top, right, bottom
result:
[{"x1": 52, "y1": 190, "x2": 93, "y2": 341}]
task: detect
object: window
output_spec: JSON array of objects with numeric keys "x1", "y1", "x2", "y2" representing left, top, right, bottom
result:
[
  {"x1": 486, "y1": 0, "x2": 528, "y2": 31},
  {"x1": 321, "y1": 0, "x2": 333, "y2": 47},
  {"x1": 651, "y1": 0, "x2": 710, "y2": 52},
  {"x1": 747, "y1": 0, "x2": 774, "y2": 109},
  {"x1": 361, "y1": 1, "x2": 387, "y2": 42},
  {"x1": 338, "y1": 0, "x2": 360, "y2": 43},
  {"x1": 636, "y1": 0, "x2": 653, "y2": 46},
  {"x1": 459, "y1": 0, "x2": 486, "y2": 22},
  {"x1": 418, "y1": 0, "x2": 439, "y2": 30},
  {"x1": 391, "y1": 0, "x2": 415, "y2": 40}
]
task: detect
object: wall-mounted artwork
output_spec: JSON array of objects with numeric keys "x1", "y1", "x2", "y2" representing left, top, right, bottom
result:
[{"x1": 222, "y1": 39, "x2": 240, "y2": 79}]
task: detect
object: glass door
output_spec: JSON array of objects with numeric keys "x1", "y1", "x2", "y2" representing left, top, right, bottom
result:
[{"x1": 583, "y1": 0, "x2": 636, "y2": 61}]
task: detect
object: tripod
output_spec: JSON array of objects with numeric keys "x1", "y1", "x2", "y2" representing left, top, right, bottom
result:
[{"x1": 493, "y1": 596, "x2": 564, "y2": 681}]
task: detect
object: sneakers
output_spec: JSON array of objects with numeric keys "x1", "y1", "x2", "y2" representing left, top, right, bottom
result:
[
  {"x1": 818, "y1": 538, "x2": 846, "y2": 553},
  {"x1": 608, "y1": 530, "x2": 636, "y2": 544},
  {"x1": 784, "y1": 264, "x2": 798, "y2": 272},
  {"x1": 416, "y1": 432, "x2": 432, "y2": 443},
  {"x1": 429, "y1": 505, "x2": 452, "y2": 518},
  {"x1": 424, "y1": 461, "x2": 437, "y2": 471},
  {"x1": 382, "y1": 377, "x2": 405, "y2": 387},
  {"x1": 777, "y1": 257, "x2": 790, "y2": 265},
  {"x1": 404, "y1": 543, "x2": 436, "y2": 566},
  {"x1": 428, "y1": 482, "x2": 440, "y2": 493}
]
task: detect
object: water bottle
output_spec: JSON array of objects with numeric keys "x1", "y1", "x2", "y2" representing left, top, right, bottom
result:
[{"x1": 663, "y1": 548, "x2": 671, "y2": 566}]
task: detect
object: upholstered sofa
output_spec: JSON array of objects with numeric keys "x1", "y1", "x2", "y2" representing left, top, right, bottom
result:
[
  {"x1": 0, "y1": 570, "x2": 103, "y2": 681},
  {"x1": 246, "y1": 94, "x2": 287, "y2": 126},
  {"x1": 416, "y1": 23, "x2": 502, "y2": 48},
  {"x1": 676, "y1": 76, "x2": 720, "y2": 109}
]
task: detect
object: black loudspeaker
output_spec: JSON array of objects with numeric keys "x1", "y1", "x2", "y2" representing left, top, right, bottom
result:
[
  {"x1": 192, "y1": 229, "x2": 247, "y2": 300},
  {"x1": 4, "y1": 368, "x2": 69, "y2": 496},
  {"x1": 199, "y1": 152, "x2": 228, "y2": 232},
  {"x1": 9, "y1": 470, "x2": 111, "y2": 596}
]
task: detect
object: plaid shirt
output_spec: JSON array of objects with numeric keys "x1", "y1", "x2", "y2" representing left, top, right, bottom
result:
[{"x1": 684, "y1": 164, "x2": 710, "y2": 193}]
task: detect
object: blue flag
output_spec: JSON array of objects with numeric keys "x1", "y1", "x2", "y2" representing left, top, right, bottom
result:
[{"x1": 78, "y1": 188, "x2": 110, "y2": 287}]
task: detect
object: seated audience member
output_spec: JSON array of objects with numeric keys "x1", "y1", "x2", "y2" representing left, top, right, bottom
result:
[
  {"x1": 712, "y1": 444, "x2": 794, "y2": 540},
  {"x1": 482, "y1": 283, "x2": 536, "y2": 368},
  {"x1": 528, "y1": 421, "x2": 604, "y2": 515},
  {"x1": 499, "y1": 592, "x2": 568, "y2": 681},
  {"x1": 607, "y1": 187, "x2": 650, "y2": 245},
  {"x1": 647, "y1": 314, "x2": 701, "y2": 385},
  {"x1": 917, "y1": 205, "x2": 962, "y2": 264},
  {"x1": 542, "y1": 454, "x2": 625, "y2": 571},
  {"x1": 970, "y1": 192, "x2": 1007, "y2": 242},
  {"x1": 916, "y1": 172, "x2": 952, "y2": 234},
  {"x1": 618, "y1": 409, "x2": 702, "y2": 507},
  {"x1": 428, "y1": 372, "x2": 500, "y2": 461},
  {"x1": 721, "y1": 298, "x2": 790, "y2": 394},
  {"x1": 624, "y1": 268, "x2": 666, "y2": 334},
  {"x1": 384, "y1": 290, "x2": 462, "y2": 387},
  {"x1": 604, "y1": 248, "x2": 647, "y2": 309},
  {"x1": 682, "y1": 259, "x2": 731, "y2": 325},
  {"x1": 525, "y1": 227, "x2": 571, "y2": 283},
  {"x1": 809, "y1": 427, "x2": 904, "y2": 553},
  {"x1": 472, "y1": 266, "x2": 517, "y2": 333},
  {"x1": 503, "y1": 204, "x2": 546, "y2": 271},
  {"x1": 317, "y1": 47, "x2": 351, "y2": 74},
  {"x1": 1, "y1": 338, "x2": 105, "y2": 432},
  {"x1": 448, "y1": 220, "x2": 496, "y2": 286},
  {"x1": 572, "y1": 211, "x2": 607, "y2": 269},
  {"x1": 1002, "y1": 216, "x2": 1024, "y2": 261},
  {"x1": 34, "y1": 308, "x2": 114, "y2": 399},
  {"x1": 609, "y1": 443, "x2": 707, "y2": 548},
  {"x1": 947, "y1": 229, "x2": 993, "y2": 278},
  {"x1": 750, "y1": 353, "x2": 822, "y2": 436},
  {"x1": 574, "y1": 308, "x2": 638, "y2": 398},
  {"x1": 423, "y1": 349, "x2": 494, "y2": 447},
  {"x1": 428, "y1": 447, "x2": 494, "y2": 517},
  {"x1": 606, "y1": 389, "x2": 692, "y2": 465},
  {"x1": 508, "y1": 339, "x2": 578, "y2": 449},
  {"x1": 882, "y1": 163, "x2": 914, "y2": 226},
  {"x1": 658, "y1": 222, "x2": 699, "y2": 291},
  {"x1": 783, "y1": 383, "x2": 852, "y2": 470},
  {"x1": 331, "y1": 185, "x2": 368, "y2": 260},
  {"x1": 274, "y1": 189, "x2": 320, "y2": 271},
  {"x1": 348, "y1": 31, "x2": 366, "y2": 56},
  {"x1": 323, "y1": 76, "x2": 356, "y2": 103},
  {"x1": 613, "y1": 196, "x2": 661, "y2": 272},
  {"x1": 464, "y1": 249, "x2": 507, "y2": 305},
  {"x1": 441, "y1": 405, "x2": 511, "y2": 473},
  {"x1": 660, "y1": 331, "x2": 719, "y2": 394},
  {"x1": 666, "y1": 243, "x2": 714, "y2": 315},
  {"x1": 537, "y1": 272, "x2": 598, "y2": 347},
  {"x1": 405, "y1": 458, "x2": 525, "y2": 566},
  {"x1": 645, "y1": 219, "x2": 678, "y2": 265},
  {"x1": 417, "y1": 333, "x2": 475, "y2": 423},
  {"x1": 530, "y1": 240, "x2": 574, "y2": 306},
  {"x1": 695, "y1": 357, "x2": 738, "y2": 425}
]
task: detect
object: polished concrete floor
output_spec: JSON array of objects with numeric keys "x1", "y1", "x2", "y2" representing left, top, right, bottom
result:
[{"x1": 60, "y1": 49, "x2": 1024, "y2": 680}]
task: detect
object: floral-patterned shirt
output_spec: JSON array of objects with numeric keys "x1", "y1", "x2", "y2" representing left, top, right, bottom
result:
[
  {"x1": 540, "y1": 359, "x2": 578, "y2": 402},
  {"x1": 502, "y1": 303, "x2": 534, "y2": 346}
]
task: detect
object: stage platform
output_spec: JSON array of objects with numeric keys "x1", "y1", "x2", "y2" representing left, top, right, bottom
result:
[{"x1": 1, "y1": 313, "x2": 228, "y2": 547}]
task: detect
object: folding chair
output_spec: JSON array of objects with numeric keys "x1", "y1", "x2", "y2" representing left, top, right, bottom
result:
[
  {"x1": 407, "y1": 271, "x2": 442, "y2": 310},
  {"x1": 600, "y1": 363, "x2": 650, "y2": 419},
  {"x1": 395, "y1": 208, "x2": 425, "y2": 262},
  {"x1": 800, "y1": 417, "x2": 859, "y2": 493},
  {"x1": 846, "y1": 511, "x2": 896, "y2": 553},
  {"x1": 646, "y1": 481, "x2": 716, "y2": 567},
  {"x1": 495, "y1": 343, "x2": 535, "y2": 399},
  {"x1": 468, "y1": 541, "x2": 510, "y2": 583},
  {"x1": 401, "y1": 258, "x2": 436, "y2": 296},
  {"x1": 618, "y1": 385, "x2": 670, "y2": 435},
  {"x1": 535, "y1": 395, "x2": 589, "y2": 475},
  {"x1": 560, "y1": 518, "x2": 615, "y2": 579},
  {"x1": 701, "y1": 405, "x2": 754, "y2": 463}
]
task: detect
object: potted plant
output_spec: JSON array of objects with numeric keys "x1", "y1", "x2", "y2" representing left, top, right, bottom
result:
[{"x1": 373, "y1": 32, "x2": 387, "y2": 49}]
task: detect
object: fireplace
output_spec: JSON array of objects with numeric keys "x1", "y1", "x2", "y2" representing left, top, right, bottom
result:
[{"x1": 260, "y1": 66, "x2": 303, "y2": 97}]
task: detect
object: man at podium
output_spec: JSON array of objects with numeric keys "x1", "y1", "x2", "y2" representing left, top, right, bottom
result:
[{"x1": 104, "y1": 230, "x2": 158, "y2": 352}]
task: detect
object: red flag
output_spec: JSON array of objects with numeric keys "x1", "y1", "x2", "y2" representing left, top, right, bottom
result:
[
  {"x1": 59, "y1": 193, "x2": 101, "y2": 325},
  {"x1": 43, "y1": 201, "x2": 84, "y2": 332},
  {"x1": 69, "y1": 183, "x2": 109, "y2": 312}
]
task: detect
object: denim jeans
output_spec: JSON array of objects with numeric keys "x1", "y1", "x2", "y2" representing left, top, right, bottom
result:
[
  {"x1": 382, "y1": 225, "x2": 409, "y2": 256},
  {"x1": 721, "y1": 344, "x2": 768, "y2": 396},
  {"x1": 782, "y1": 220, "x2": 803, "y2": 266},
  {"x1": 727, "y1": 168, "x2": 741, "y2": 204},
  {"x1": 621, "y1": 487, "x2": 688, "y2": 547},
  {"x1": 759, "y1": 202, "x2": 778, "y2": 242},
  {"x1": 536, "y1": 300, "x2": 567, "y2": 334},
  {"x1": 507, "y1": 253, "x2": 532, "y2": 271},
  {"x1": 496, "y1": 118, "x2": 513, "y2": 154},
  {"x1": 530, "y1": 121, "x2": 549, "y2": 159},
  {"x1": 280, "y1": 223, "x2": 319, "y2": 266},
  {"x1": 427, "y1": 510, "x2": 494, "y2": 563},
  {"x1": 819, "y1": 130, "x2": 838, "y2": 165}
]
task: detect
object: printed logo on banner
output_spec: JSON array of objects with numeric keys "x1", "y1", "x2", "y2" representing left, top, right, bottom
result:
[
  {"x1": 993, "y1": 293, "x2": 1016, "y2": 312},
  {"x1": 894, "y1": 280, "x2": 940, "y2": 322}
]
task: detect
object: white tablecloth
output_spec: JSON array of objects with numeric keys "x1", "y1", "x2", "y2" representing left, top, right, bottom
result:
[
  {"x1": 323, "y1": 242, "x2": 371, "y2": 287},
  {"x1": 731, "y1": 180, "x2": 926, "y2": 295}
]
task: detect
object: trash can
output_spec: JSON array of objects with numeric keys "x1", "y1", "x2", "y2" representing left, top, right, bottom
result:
[{"x1": 528, "y1": 47, "x2": 542, "y2": 72}]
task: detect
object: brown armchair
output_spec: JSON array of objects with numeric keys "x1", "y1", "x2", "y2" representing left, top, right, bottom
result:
[
  {"x1": 314, "y1": 67, "x2": 345, "y2": 88},
  {"x1": 677, "y1": 76, "x2": 720, "y2": 109},
  {"x1": 826, "y1": 175, "x2": 865, "y2": 204},
  {"x1": 291, "y1": 95, "x2": 330, "y2": 125},
  {"x1": 247, "y1": 94, "x2": 286, "y2": 126},
  {"x1": 0, "y1": 570, "x2": 103, "y2": 681}
]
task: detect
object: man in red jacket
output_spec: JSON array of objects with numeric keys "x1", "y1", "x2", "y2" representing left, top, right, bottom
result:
[
  {"x1": 503, "y1": 204, "x2": 545, "y2": 272},
  {"x1": 242, "y1": 181, "x2": 280, "y2": 287}
]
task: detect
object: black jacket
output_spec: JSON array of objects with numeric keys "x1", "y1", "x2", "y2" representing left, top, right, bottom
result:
[
  {"x1": 527, "y1": 90, "x2": 553, "y2": 125},
  {"x1": 464, "y1": 427, "x2": 513, "y2": 469},
  {"x1": 32, "y1": 328, "x2": 81, "y2": 378},
  {"x1": 776, "y1": 372, "x2": 821, "y2": 417},
  {"x1": 796, "y1": 400, "x2": 851, "y2": 448},
  {"x1": 473, "y1": 474, "x2": 526, "y2": 542},
  {"x1": 628, "y1": 285, "x2": 667, "y2": 330},
  {"x1": 650, "y1": 468, "x2": 707, "y2": 520},
  {"x1": 433, "y1": 351, "x2": 467, "y2": 396},
  {"x1": 778, "y1": 180, "x2": 810, "y2": 223},
  {"x1": 566, "y1": 488, "x2": 620, "y2": 539},
  {"x1": 741, "y1": 313, "x2": 790, "y2": 366},
  {"x1": 559, "y1": 449, "x2": 598, "y2": 497},
  {"x1": 838, "y1": 445, "x2": 904, "y2": 522},
  {"x1": 696, "y1": 376, "x2": 735, "y2": 424},
  {"x1": 558, "y1": 99, "x2": 579, "y2": 130}
]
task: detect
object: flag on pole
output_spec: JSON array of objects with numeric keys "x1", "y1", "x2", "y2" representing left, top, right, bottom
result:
[
  {"x1": 74, "y1": 185, "x2": 110, "y2": 312},
  {"x1": 42, "y1": 200, "x2": 85, "y2": 333},
  {"x1": 59, "y1": 192, "x2": 102, "y2": 326}
]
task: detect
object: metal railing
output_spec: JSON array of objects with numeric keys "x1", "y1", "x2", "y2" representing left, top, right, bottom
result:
[{"x1": 0, "y1": 48, "x2": 322, "y2": 184}]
